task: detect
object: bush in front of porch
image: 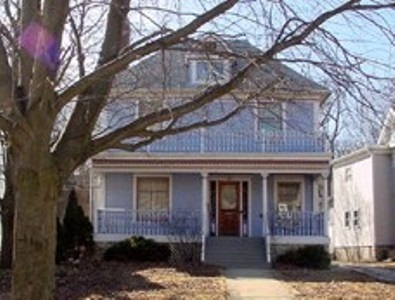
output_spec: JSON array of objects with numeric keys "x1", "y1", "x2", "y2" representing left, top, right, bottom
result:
[
  {"x1": 103, "y1": 236, "x2": 171, "y2": 262},
  {"x1": 274, "y1": 245, "x2": 331, "y2": 270}
]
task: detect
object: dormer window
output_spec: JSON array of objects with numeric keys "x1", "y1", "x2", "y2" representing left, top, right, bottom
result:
[{"x1": 190, "y1": 59, "x2": 228, "y2": 85}]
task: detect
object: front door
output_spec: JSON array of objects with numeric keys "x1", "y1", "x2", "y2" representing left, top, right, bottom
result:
[{"x1": 218, "y1": 181, "x2": 240, "y2": 236}]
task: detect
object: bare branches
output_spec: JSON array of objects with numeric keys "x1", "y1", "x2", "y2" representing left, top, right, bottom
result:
[
  {"x1": 106, "y1": 106, "x2": 242, "y2": 153},
  {"x1": 57, "y1": 0, "x2": 240, "y2": 108}
]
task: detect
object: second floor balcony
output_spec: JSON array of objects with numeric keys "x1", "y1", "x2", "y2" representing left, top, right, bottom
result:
[{"x1": 136, "y1": 130, "x2": 327, "y2": 154}]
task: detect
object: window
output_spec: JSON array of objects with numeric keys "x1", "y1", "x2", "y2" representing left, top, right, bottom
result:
[
  {"x1": 258, "y1": 102, "x2": 283, "y2": 133},
  {"x1": 191, "y1": 60, "x2": 227, "y2": 84},
  {"x1": 276, "y1": 182, "x2": 302, "y2": 212},
  {"x1": 353, "y1": 210, "x2": 360, "y2": 228},
  {"x1": 344, "y1": 211, "x2": 350, "y2": 228},
  {"x1": 136, "y1": 177, "x2": 170, "y2": 211}
]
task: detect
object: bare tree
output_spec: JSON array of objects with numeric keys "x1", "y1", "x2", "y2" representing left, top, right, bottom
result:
[{"x1": 0, "y1": 0, "x2": 394, "y2": 298}]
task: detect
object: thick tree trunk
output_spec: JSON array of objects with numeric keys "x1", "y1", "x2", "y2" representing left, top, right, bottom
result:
[
  {"x1": 11, "y1": 151, "x2": 61, "y2": 299},
  {"x1": 0, "y1": 182, "x2": 14, "y2": 269},
  {"x1": 1, "y1": 146, "x2": 15, "y2": 270}
]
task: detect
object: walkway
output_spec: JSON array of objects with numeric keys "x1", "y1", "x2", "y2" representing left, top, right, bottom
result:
[{"x1": 223, "y1": 268, "x2": 298, "y2": 300}]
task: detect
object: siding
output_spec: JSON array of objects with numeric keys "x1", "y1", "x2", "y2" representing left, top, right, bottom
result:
[
  {"x1": 286, "y1": 101, "x2": 315, "y2": 133},
  {"x1": 105, "y1": 173, "x2": 133, "y2": 209},
  {"x1": 333, "y1": 157, "x2": 375, "y2": 248},
  {"x1": 373, "y1": 153, "x2": 395, "y2": 245},
  {"x1": 172, "y1": 173, "x2": 202, "y2": 215},
  {"x1": 251, "y1": 175, "x2": 264, "y2": 237}
]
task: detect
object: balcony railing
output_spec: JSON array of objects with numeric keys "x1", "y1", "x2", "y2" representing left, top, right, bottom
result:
[
  {"x1": 269, "y1": 211, "x2": 324, "y2": 236},
  {"x1": 97, "y1": 209, "x2": 201, "y2": 237},
  {"x1": 137, "y1": 130, "x2": 326, "y2": 153}
]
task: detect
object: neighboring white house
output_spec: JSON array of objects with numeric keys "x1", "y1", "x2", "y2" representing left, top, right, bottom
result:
[{"x1": 332, "y1": 107, "x2": 395, "y2": 262}]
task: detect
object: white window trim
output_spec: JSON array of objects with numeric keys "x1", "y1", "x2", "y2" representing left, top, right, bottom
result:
[
  {"x1": 273, "y1": 175, "x2": 305, "y2": 212},
  {"x1": 132, "y1": 174, "x2": 173, "y2": 212},
  {"x1": 253, "y1": 99, "x2": 287, "y2": 134},
  {"x1": 190, "y1": 59, "x2": 230, "y2": 85}
]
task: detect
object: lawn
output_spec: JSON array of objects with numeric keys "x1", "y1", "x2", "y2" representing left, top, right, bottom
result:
[
  {"x1": 279, "y1": 267, "x2": 395, "y2": 299},
  {"x1": 0, "y1": 261, "x2": 226, "y2": 299}
]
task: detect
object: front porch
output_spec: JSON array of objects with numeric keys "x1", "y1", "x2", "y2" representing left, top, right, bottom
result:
[{"x1": 91, "y1": 166, "x2": 330, "y2": 262}]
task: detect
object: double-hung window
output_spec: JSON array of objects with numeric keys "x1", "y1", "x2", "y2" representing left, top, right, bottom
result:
[
  {"x1": 276, "y1": 182, "x2": 302, "y2": 212},
  {"x1": 136, "y1": 177, "x2": 170, "y2": 212},
  {"x1": 258, "y1": 102, "x2": 283, "y2": 134}
]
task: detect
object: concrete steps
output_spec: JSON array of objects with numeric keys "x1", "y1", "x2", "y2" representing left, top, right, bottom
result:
[{"x1": 205, "y1": 237, "x2": 269, "y2": 268}]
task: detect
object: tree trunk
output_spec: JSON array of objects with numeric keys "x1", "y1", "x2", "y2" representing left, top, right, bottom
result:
[
  {"x1": 0, "y1": 181, "x2": 14, "y2": 269},
  {"x1": 1, "y1": 146, "x2": 15, "y2": 270},
  {"x1": 11, "y1": 152, "x2": 61, "y2": 299}
]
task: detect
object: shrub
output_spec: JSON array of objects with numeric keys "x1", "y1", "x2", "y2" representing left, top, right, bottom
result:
[
  {"x1": 103, "y1": 236, "x2": 171, "y2": 262},
  {"x1": 56, "y1": 189, "x2": 95, "y2": 263},
  {"x1": 275, "y1": 245, "x2": 331, "y2": 269}
]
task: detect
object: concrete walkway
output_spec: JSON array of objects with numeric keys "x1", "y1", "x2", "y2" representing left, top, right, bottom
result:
[{"x1": 223, "y1": 268, "x2": 298, "y2": 300}]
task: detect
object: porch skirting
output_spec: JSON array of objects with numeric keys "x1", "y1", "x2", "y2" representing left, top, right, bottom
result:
[{"x1": 270, "y1": 236, "x2": 330, "y2": 261}]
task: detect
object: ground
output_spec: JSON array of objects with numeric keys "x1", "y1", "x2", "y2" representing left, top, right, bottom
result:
[
  {"x1": 0, "y1": 261, "x2": 226, "y2": 299},
  {"x1": 1, "y1": 260, "x2": 395, "y2": 299},
  {"x1": 279, "y1": 267, "x2": 395, "y2": 299}
]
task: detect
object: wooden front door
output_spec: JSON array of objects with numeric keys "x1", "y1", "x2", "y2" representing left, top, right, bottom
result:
[{"x1": 218, "y1": 181, "x2": 240, "y2": 236}]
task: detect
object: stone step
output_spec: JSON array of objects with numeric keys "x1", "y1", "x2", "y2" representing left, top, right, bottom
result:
[{"x1": 205, "y1": 237, "x2": 267, "y2": 268}]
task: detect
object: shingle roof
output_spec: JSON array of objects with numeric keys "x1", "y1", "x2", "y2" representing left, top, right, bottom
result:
[{"x1": 114, "y1": 39, "x2": 329, "y2": 95}]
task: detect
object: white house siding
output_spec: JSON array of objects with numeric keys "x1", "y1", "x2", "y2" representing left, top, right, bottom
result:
[
  {"x1": 333, "y1": 155, "x2": 375, "y2": 261},
  {"x1": 373, "y1": 154, "x2": 395, "y2": 249}
]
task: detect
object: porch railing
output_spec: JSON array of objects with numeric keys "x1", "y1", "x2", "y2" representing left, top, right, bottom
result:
[
  {"x1": 269, "y1": 211, "x2": 324, "y2": 236},
  {"x1": 97, "y1": 209, "x2": 201, "y2": 237},
  {"x1": 137, "y1": 130, "x2": 326, "y2": 153}
]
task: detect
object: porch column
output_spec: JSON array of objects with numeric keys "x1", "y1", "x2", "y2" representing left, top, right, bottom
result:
[
  {"x1": 201, "y1": 172, "x2": 209, "y2": 236},
  {"x1": 322, "y1": 172, "x2": 329, "y2": 237},
  {"x1": 201, "y1": 172, "x2": 209, "y2": 262},
  {"x1": 261, "y1": 172, "x2": 271, "y2": 263},
  {"x1": 261, "y1": 173, "x2": 269, "y2": 236}
]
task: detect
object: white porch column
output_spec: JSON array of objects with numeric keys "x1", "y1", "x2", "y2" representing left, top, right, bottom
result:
[
  {"x1": 261, "y1": 172, "x2": 271, "y2": 263},
  {"x1": 261, "y1": 173, "x2": 268, "y2": 236},
  {"x1": 201, "y1": 172, "x2": 209, "y2": 262},
  {"x1": 322, "y1": 172, "x2": 329, "y2": 237}
]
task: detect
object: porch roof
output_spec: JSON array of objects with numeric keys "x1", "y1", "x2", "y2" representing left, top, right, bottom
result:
[{"x1": 92, "y1": 154, "x2": 331, "y2": 174}]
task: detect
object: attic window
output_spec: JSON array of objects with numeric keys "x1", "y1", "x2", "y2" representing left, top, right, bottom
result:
[{"x1": 190, "y1": 59, "x2": 228, "y2": 85}]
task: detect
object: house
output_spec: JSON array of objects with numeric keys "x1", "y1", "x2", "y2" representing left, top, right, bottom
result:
[
  {"x1": 331, "y1": 106, "x2": 395, "y2": 261},
  {"x1": 89, "y1": 37, "x2": 332, "y2": 265}
]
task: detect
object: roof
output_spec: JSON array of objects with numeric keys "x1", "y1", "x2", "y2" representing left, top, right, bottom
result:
[
  {"x1": 114, "y1": 38, "x2": 329, "y2": 98},
  {"x1": 332, "y1": 145, "x2": 391, "y2": 168}
]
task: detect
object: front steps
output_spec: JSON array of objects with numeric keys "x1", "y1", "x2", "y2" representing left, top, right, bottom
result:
[{"x1": 204, "y1": 237, "x2": 269, "y2": 268}]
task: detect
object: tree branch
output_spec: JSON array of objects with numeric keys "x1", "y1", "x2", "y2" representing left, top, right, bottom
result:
[
  {"x1": 0, "y1": 36, "x2": 12, "y2": 112},
  {"x1": 56, "y1": 0, "x2": 240, "y2": 108},
  {"x1": 28, "y1": 0, "x2": 70, "y2": 111},
  {"x1": 104, "y1": 106, "x2": 242, "y2": 153}
]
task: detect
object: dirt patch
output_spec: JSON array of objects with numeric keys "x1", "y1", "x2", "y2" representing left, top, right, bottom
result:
[
  {"x1": 0, "y1": 261, "x2": 226, "y2": 299},
  {"x1": 278, "y1": 267, "x2": 395, "y2": 299}
]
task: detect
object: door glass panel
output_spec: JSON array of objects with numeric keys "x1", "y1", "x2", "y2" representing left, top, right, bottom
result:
[{"x1": 221, "y1": 185, "x2": 238, "y2": 210}]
